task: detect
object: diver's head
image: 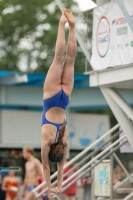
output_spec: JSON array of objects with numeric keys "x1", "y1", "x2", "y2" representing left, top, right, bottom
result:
[
  {"x1": 49, "y1": 142, "x2": 64, "y2": 164},
  {"x1": 49, "y1": 119, "x2": 66, "y2": 164}
]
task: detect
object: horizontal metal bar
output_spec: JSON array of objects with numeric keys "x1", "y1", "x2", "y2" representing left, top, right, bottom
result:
[
  {"x1": 51, "y1": 129, "x2": 121, "y2": 191},
  {"x1": 54, "y1": 136, "x2": 126, "y2": 192},
  {"x1": 35, "y1": 135, "x2": 124, "y2": 196},
  {"x1": 64, "y1": 130, "x2": 121, "y2": 178},
  {"x1": 62, "y1": 140, "x2": 127, "y2": 192},
  {"x1": 105, "y1": 88, "x2": 133, "y2": 121}
]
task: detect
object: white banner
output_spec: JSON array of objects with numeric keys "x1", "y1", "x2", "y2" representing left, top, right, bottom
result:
[{"x1": 90, "y1": 0, "x2": 133, "y2": 70}]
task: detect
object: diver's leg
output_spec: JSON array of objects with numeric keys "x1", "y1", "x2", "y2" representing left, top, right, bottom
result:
[
  {"x1": 61, "y1": 9, "x2": 77, "y2": 98},
  {"x1": 43, "y1": 10, "x2": 68, "y2": 99}
]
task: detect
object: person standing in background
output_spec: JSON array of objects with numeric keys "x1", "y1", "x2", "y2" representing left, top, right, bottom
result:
[
  {"x1": 2, "y1": 170, "x2": 19, "y2": 200},
  {"x1": 21, "y1": 147, "x2": 45, "y2": 200}
]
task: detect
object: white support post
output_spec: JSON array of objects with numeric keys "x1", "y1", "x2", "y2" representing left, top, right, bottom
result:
[
  {"x1": 55, "y1": 0, "x2": 91, "y2": 63},
  {"x1": 116, "y1": 0, "x2": 133, "y2": 32},
  {"x1": 101, "y1": 87, "x2": 133, "y2": 148},
  {"x1": 103, "y1": 88, "x2": 133, "y2": 121}
]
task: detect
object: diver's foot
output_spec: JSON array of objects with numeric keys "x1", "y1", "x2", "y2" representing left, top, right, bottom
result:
[
  {"x1": 64, "y1": 9, "x2": 75, "y2": 26},
  {"x1": 60, "y1": 9, "x2": 68, "y2": 25}
]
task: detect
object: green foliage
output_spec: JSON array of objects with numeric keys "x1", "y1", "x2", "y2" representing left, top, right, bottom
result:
[{"x1": 0, "y1": 0, "x2": 90, "y2": 73}]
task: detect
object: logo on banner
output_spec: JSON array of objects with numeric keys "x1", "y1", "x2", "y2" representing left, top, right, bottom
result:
[
  {"x1": 112, "y1": 17, "x2": 126, "y2": 26},
  {"x1": 131, "y1": 41, "x2": 133, "y2": 47},
  {"x1": 116, "y1": 26, "x2": 128, "y2": 36},
  {"x1": 112, "y1": 16, "x2": 133, "y2": 26},
  {"x1": 96, "y1": 16, "x2": 110, "y2": 58}
]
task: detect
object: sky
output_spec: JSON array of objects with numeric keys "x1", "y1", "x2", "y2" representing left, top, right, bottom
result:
[{"x1": 74, "y1": 0, "x2": 97, "y2": 11}]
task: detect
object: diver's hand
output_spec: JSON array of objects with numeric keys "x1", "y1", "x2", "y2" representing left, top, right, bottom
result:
[{"x1": 48, "y1": 187, "x2": 61, "y2": 197}]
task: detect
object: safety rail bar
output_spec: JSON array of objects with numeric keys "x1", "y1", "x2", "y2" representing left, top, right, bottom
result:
[
  {"x1": 54, "y1": 135, "x2": 126, "y2": 192},
  {"x1": 59, "y1": 137, "x2": 127, "y2": 194},
  {"x1": 56, "y1": 129, "x2": 121, "y2": 187},
  {"x1": 64, "y1": 129, "x2": 121, "y2": 178},
  {"x1": 32, "y1": 124, "x2": 120, "y2": 198},
  {"x1": 52, "y1": 135, "x2": 127, "y2": 200},
  {"x1": 36, "y1": 129, "x2": 122, "y2": 198}
]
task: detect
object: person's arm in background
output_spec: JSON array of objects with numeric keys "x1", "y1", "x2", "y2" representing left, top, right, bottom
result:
[
  {"x1": 2, "y1": 177, "x2": 7, "y2": 191},
  {"x1": 21, "y1": 163, "x2": 28, "y2": 198},
  {"x1": 2, "y1": 177, "x2": 12, "y2": 191}
]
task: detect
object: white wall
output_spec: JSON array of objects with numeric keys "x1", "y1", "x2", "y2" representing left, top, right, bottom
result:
[
  {"x1": 68, "y1": 113, "x2": 110, "y2": 150},
  {"x1": 1, "y1": 110, "x2": 42, "y2": 148},
  {"x1": 0, "y1": 110, "x2": 110, "y2": 149}
]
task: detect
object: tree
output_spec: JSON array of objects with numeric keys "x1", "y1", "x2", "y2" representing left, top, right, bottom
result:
[{"x1": 0, "y1": 0, "x2": 92, "y2": 73}]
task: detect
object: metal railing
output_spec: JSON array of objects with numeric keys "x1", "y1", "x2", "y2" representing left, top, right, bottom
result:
[
  {"x1": 54, "y1": 137, "x2": 128, "y2": 200},
  {"x1": 32, "y1": 124, "x2": 120, "y2": 199}
]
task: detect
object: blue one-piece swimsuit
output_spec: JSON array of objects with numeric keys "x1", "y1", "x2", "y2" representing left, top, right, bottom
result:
[{"x1": 42, "y1": 89, "x2": 69, "y2": 142}]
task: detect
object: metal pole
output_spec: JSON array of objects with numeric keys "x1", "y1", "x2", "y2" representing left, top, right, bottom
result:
[
  {"x1": 61, "y1": 140, "x2": 127, "y2": 192},
  {"x1": 39, "y1": 141, "x2": 127, "y2": 199},
  {"x1": 105, "y1": 88, "x2": 133, "y2": 121},
  {"x1": 60, "y1": 136, "x2": 126, "y2": 188},
  {"x1": 91, "y1": 155, "x2": 96, "y2": 200},
  {"x1": 116, "y1": 0, "x2": 133, "y2": 32},
  {"x1": 123, "y1": 191, "x2": 133, "y2": 200},
  {"x1": 110, "y1": 154, "x2": 114, "y2": 200},
  {"x1": 113, "y1": 153, "x2": 130, "y2": 177},
  {"x1": 101, "y1": 87, "x2": 133, "y2": 148}
]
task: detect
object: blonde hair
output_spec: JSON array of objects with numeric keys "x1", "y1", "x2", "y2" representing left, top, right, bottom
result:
[{"x1": 23, "y1": 147, "x2": 34, "y2": 155}]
